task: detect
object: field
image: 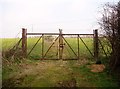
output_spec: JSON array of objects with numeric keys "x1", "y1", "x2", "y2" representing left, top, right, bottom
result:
[
  {"x1": 2, "y1": 37, "x2": 94, "y2": 59},
  {"x1": 1, "y1": 37, "x2": 119, "y2": 87}
]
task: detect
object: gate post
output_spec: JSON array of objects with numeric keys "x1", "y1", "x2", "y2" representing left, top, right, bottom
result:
[
  {"x1": 42, "y1": 34, "x2": 44, "y2": 59},
  {"x1": 78, "y1": 35, "x2": 80, "y2": 59},
  {"x1": 22, "y1": 28, "x2": 27, "y2": 58},
  {"x1": 59, "y1": 29, "x2": 63, "y2": 59},
  {"x1": 94, "y1": 29, "x2": 101, "y2": 64}
]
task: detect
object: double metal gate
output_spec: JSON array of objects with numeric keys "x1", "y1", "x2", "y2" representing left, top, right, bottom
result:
[{"x1": 21, "y1": 28, "x2": 99, "y2": 60}]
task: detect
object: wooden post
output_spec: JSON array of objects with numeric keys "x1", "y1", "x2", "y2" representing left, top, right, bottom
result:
[
  {"x1": 42, "y1": 34, "x2": 44, "y2": 59},
  {"x1": 78, "y1": 35, "x2": 80, "y2": 59},
  {"x1": 22, "y1": 28, "x2": 27, "y2": 57},
  {"x1": 94, "y1": 29, "x2": 100, "y2": 64},
  {"x1": 59, "y1": 29, "x2": 63, "y2": 59}
]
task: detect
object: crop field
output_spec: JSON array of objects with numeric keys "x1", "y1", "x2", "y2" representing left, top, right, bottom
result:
[
  {"x1": 2, "y1": 37, "x2": 118, "y2": 87},
  {"x1": 2, "y1": 37, "x2": 94, "y2": 59}
]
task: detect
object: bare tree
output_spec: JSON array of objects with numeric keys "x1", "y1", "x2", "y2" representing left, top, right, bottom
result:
[{"x1": 99, "y1": 2, "x2": 120, "y2": 72}]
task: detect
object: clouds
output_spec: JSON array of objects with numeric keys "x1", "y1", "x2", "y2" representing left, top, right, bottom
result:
[{"x1": 1, "y1": 0, "x2": 119, "y2": 38}]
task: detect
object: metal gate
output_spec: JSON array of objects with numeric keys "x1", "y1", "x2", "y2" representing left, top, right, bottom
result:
[{"x1": 21, "y1": 28, "x2": 99, "y2": 60}]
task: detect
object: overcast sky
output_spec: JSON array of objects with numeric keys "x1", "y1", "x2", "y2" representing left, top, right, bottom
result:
[{"x1": 0, "y1": 0, "x2": 119, "y2": 38}]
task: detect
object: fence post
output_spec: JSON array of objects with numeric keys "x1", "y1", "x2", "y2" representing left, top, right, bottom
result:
[
  {"x1": 94, "y1": 29, "x2": 101, "y2": 64},
  {"x1": 22, "y1": 28, "x2": 27, "y2": 58}
]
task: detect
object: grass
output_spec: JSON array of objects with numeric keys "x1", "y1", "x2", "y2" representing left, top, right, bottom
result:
[
  {"x1": 2, "y1": 37, "x2": 117, "y2": 87},
  {"x1": 2, "y1": 38, "x2": 20, "y2": 51},
  {"x1": 70, "y1": 64, "x2": 118, "y2": 87},
  {"x1": 2, "y1": 59, "x2": 119, "y2": 87}
]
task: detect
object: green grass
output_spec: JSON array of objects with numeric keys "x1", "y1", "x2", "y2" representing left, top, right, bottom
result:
[
  {"x1": 2, "y1": 59, "x2": 119, "y2": 87},
  {"x1": 70, "y1": 64, "x2": 118, "y2": 87},
  {"x1": 2, "y1": 38, "x2": 20, "y2": 51},
  {"x1": 2, "y1": 37, "x2": 117, "y2": 87}
]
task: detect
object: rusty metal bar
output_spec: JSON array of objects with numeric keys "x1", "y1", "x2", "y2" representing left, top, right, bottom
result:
[
  {"x1": 98, "y1": 39, "x2": 108, "y2": 59},
  {"x1": 79, "y1": 36, "x2": 94, "y2": 57},
  {"x1": 43, "y1": 36, "x2": 59, "y2": 58},
  {"x1": 10, "y1": 38, "x2": 22, "y2": 56},
  {"x1": 27, "y1": 33, "x2": 59, "y2": 35},
  {"x1": 62, "y1": 36, "x2": 78, "y2": 57},
  {"x1": 53, "y1": 33, "x2": 92, "y2": 35},
  {"x1": 62, "y1": 58, "x2": 78, "y2": 60},
  {"x1": 42, "y1": 34, "x2": 44, "y2": 59},
  {"x1": 78, "y1": 35, "x2": 80, "y2": 59},
  {"x1": 12, "y1": 38, "x2": 22, "y2": 50},
  {"x1": 27, "y1": 36, "x2": 42, "y2": 57},
  {"x1": 65, "y1": 44, "x2": 73, "y2": 58},
  {"x1": 22, "y1": 28, "x2": 27, "y2": 57},
  {"x1": 39, "y1": 58, "x2": 78, "y2": 60},
  {"x1": 27, "y1": 33, "x2": 93, "y2": 36}
]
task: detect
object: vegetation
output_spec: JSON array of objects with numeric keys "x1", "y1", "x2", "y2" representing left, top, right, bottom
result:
[
  {"x1": 2, "y1": 59, "x2": 118, "y2": 87},
  {"x1": 99, "y1": 1, "x2": 120, "y2": 80},
  {"x1": 2, "y1": 37, "x2": 119, "y2": 87}
]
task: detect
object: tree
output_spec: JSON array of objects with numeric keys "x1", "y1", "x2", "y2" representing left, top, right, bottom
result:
[{"x1": 99, "y1": 1, "x2": 120, "y2": 73}]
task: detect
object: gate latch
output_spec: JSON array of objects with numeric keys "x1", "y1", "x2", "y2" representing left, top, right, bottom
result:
[{"x1": 59, "y1": 43, "x2": 65, "y2": 48}]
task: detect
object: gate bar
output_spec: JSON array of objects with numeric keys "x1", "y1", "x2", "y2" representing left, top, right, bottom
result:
[
  {"x1": 12, "y1": 38, "x2": 22, "y2": 50},
  {"x1": 79, "y1": 36, "x2": 94, "y2": 57},
  {"x1": 27, "y1": 33, "x2": 93, "y2": 36},
  {"x1": 98, "y1": 39, "x2": 108, "y2": 59},
  {"x1": 27, "y1": 36, "x2": 42, "y2": 57},
  {"x1": 62, "y1": 36, "x2": 78, "y2": 57},
  {"x1": 43, "y1": 36, "x2": 59, "y2": 58}
]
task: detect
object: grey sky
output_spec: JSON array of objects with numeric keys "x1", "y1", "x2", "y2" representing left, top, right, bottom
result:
[{"x1": 0, "y1": 0, "x2": 119, "y2": 38}]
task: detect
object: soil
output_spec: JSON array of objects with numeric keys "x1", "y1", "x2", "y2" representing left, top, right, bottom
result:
[{"x1": 88, "y1": 64, "x2": 105, "y2": 73}]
